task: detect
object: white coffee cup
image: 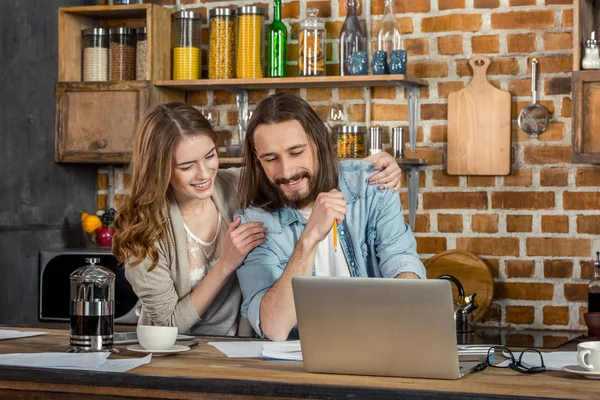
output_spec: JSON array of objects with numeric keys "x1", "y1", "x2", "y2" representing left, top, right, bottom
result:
[
  {"x1": 136, "y1": 325, "x2": 178, "y2": 350},
  {"x1": 577, "y1": 341, "x2": 600, "y2": 371}
]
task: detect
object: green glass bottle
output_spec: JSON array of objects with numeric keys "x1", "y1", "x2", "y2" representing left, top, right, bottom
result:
[{"x1": 268, "y1": 0, "x2": 287, "y2": 77}]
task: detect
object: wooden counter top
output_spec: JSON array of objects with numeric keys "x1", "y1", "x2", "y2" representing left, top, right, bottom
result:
[{"x1": 0, "y1": 328, "x2": 596, "y2": 400}]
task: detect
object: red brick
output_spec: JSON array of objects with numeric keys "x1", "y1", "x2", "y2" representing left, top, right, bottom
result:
[
  {"x1": 506, "y1": 260, "x2": 535, "y2": 278},
  {"x1": 508, "y1": 79, "x2": 532, "y2": 97},
  {"x1": 404, "y1": 147, "x2": 445, "y2": 165},
  {"x1": 576, "y1": 168, "x2": 600, "y2": 186},
  {"x1": 372, "y1": 86, "x2": 396, "y2": 99},
  {"x1": 437, "y1": 36, "x2": 464, "y2": 55},
  {"x1": 562, "y1": 97, "x2": 572, "y2": 118},
  {"x1": 544, "y1": 260, "x2": 573, "y2": 278},
  {"x1": 456, "y1": 238, "x2": 520, "y2": 256},
  {"x1": 213, "y1": 90, "x2": 236, "y2": 105},
  {"x1": 430, "y1": 125, "x2": 448, "y2": 142},
  {"x1": 438, "y1": 81, "x2": 464, "y2": 98},
  {"x1": 541, "y1": 215, "x2": 569, "y2": 233},
  {"x1": 563, "y1": 9, "x2": 573, "y2": 27},
  {"x1": 371, "y1": 104, "x2": 406, "y2": 121},
  {"x1": 305, "y1": 88, "x2": 333, "y2": 102},
  {"x1": 423, "y1": 192, "x2": 488, "y2": 209},
  {"x1": 416, "y1": 237, "x2": 447, "y2": 253},
  {"x1": 467, "y1": 176, "x2": 495, "y2": 187},
  {"x1": 471, "y1": 214, "x2": 499, "y2": 233},
  {"x1": 564, "y1": 192, "x2": 600, "y2": 210},
  {"x1": 491, "y1": 11, "x2": 555, "y2": 30},
  {"x1": 437, "y1": 214, "x2": 463, "y2": 233},
  {"x1": 495, "y1": 282, "x2": 554, "y2": 300},
  {"x1": 577, "y1": 215, "x2": 600, "y2": 234},
  {"x1": 543, "y1": 306, "x2": 569, "y2": 325},
  {"x1": 544, "y1": 77, "x2": 571, "y2": 96},
  {"x1": 492, "y1": 192, "x2": 554, "y2": 210},
  {"x1": 474, "y1": 0, "x2": 499, "y2": 7},
  {"x1": 422, "y1": 14, "x2": 482, "y2": 33},
  {"x1": 281, "y1": 1, "x2": 300, "y2": 18},
  {"x1": 371, "y1": 0, "x2": 431, "y2": 14},
  {"x1": 543, "y1": 32, "x2": 572, "y2": 51},
  {"x1": 522, "y1": 146, "x2": 571, "y2": 164},
  {"x1": 404, "y1": 38, "x2": 430, "y2": 56},
  {"x1": 544, "y1": 335, "x2": 571, "y2": 348},
  {"x1": 439, "y1": 0, "x2": 465, "y2": 10},
  {"x1": 509, "y1": 0, "x2": 535, "y2": 5},
  {"x1": 456, "y1": 57, "x2": 519, "y2": 76},
  {"x1": 526, "y1": 238, "x2": 591, "y2": 257},
  {"x1": 432, "y1": 170, "x2": 460, "y2": 187},
  {"x1": 507, "y1": 34, "x2": 536, "y2": 53},
  {"x1": 506, "y1": 215, "x2": 533, "y2": 232},
  {"x1": 406, "y1": 61, "x2": 449, "y2": 78},
  {"x1": 421, "y1": 103, "x2": 448, "y2": 120},
  {"x1": 405, "y1": 214, "x2": 431, "y2": 233},
  {"x1": 506, "y1": 306, "x2": 535, "y2": 324},
  {"x1": 533, "y1": 55, "x2": 573, "y2": 74},
  {"x1": 546, "y1": 0, "x2": 572, "y2": 4},
  {"x1": 339, "y1": 87, "x2": 366, "y2": 100},
  {"x1": 472, "y1": 35, "x2": 500, "y2": 53},
  {"x1": 581, "y1": 261, "x2": 594, "y2": 280},
  {"x1": 540, "y1": 168, "x2": 568, "y2": 187},
  {"x1": 503, "y1": 169, "x2": 532, "y2": 187},
  {"x1": 564, "y1": 283, "x2": 588, "y2": 302}
]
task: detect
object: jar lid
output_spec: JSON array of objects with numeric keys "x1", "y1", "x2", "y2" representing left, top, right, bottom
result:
[
  {"x1": 300, "y1": 8, "x2": 324, "y2": 30},
  {"x1": 209, "y1": 7, "x2": 235, "y2": 18},
  {"x1": 109, "y1": 27, "x2": 135, "y2": 35},
  {"x1": 173, "y1": 10, "x2": 202, "y2": 21},
  {"x1": 236, "y1": 5, "x2": 264, "y2": 15},
  {"x1": 136, "y1": 26, "x2": 147, "y2": 34},
  {"x1": 586, "y1": 39, "x2": 598, "y2": 48},
  {"x1": 82, "y1": 28, "x2": 108, "y2": 36},
  {"x1": 336, "y1": 126, "x2": 367, "y2": 134},
  {"x1": 369, "y1": 126, "x2": 383, "y2": 133}
]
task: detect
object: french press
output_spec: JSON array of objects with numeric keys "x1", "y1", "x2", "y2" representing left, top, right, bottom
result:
[{"x1": 67, "y1": 258, "x2": 116, "y2": 352}]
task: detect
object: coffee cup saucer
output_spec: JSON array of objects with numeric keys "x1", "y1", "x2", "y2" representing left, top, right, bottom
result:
[
  {"x1": 562, "y1": 365, "x2": 600, "y2": 379},
  {"x1": 126, "y1": 344, "x2": 190, "y2": 356}
]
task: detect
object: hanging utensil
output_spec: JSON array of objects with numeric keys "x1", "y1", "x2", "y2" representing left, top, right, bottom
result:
[{"x1": 518, "y1": 58, "x2": 549, "y2": 139}]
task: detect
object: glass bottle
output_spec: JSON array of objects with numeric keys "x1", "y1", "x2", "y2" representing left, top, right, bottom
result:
[
  {"x1": 298, "y1": 8, "x2": 326, "y2": 76},
  {"x1": 375, "y1": 0, "x2": 402, "y2": 61},
  {"x1": 268, "y1": 0, "x2": 287, "y2": 77},
  {"x1": 588, "y1": 252, "x2": 600, "y2": 314},
  {"x1": 339, "y1": 0, "x2": 365, "y2": 76},
  {"x1": 582, "y1": 31, "x2": 600, "y2": 70}
]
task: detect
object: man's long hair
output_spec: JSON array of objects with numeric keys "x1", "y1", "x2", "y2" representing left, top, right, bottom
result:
[{"x1": 238, "y1": 93, "x2": 339, "y2": 211}]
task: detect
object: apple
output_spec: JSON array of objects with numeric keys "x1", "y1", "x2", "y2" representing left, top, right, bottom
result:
[{"x1": 96, "y1": 226, "x2": 115, "y2": 247}]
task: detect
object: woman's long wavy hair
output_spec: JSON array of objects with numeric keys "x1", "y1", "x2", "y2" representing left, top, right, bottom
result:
[
  {"x1": 238, "y1": 92, "x2": 338, "y2": 211},
  {"x1": 112, "y1": 102, "x2": 217, "y2": 271}
]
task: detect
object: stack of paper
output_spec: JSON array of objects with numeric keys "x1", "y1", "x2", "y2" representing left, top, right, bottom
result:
[
  {"x1": 262, "y1": 340, "x2": 302, "y2": 361},
  {"x1": 0, "y1": 330, "x2": 47, "y2": 341},
  {"x1": 0, "y1": 352, "x2": 151, "y2": 372}
]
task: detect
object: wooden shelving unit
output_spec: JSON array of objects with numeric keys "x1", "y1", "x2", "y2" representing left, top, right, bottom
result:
[{"x1": 219, "y1": 157, "x2": 427, "y2": 167}]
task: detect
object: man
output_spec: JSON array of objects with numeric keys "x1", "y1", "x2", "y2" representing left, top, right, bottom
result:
[{"x1": 236, "y1": 93, "x2": 425, "y2": 341}]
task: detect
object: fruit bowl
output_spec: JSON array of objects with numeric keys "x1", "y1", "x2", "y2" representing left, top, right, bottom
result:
[{"x1": 81, "y1": 209, "x2": 117, "y2": 248}]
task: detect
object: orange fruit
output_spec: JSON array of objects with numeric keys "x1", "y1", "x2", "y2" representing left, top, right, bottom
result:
[
  {"x1": 82, "y1": 214, "x2": 102, "y2": 234},
  {"x1": 80, "y1": 211, "x2": 90, "y2": 222}
]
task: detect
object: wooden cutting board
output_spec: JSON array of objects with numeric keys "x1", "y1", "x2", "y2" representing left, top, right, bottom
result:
[
  {"x1": 447, "y1": 56, "x2": 511, "y2": 175},
  {"x1": 425, "y1": 250, "x2": 494, "y2": 322}
]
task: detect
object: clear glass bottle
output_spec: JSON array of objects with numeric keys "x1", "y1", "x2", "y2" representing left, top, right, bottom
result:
[
  {"x1": 588, "y1": 252, "x2": 600, "y2": 313},
  {"x1": 339, "y1": 0, "x2": 365, "y2": 76},
  {"x1": 298, "y1": 8, "x2": 326, "y2": 76},
  {"x1": 268, "y1": 0, "x2": 287, "y2": 77},
  {"x1": 375, "y1": 0, "x2": 402, "y2": 61},
  {"x1": 209, "y1": 8, "x2": 236, "y2": 79},
  {"x1": 172, "y1": 11, "x2": 202, "y2": 80},
  {"x1": 236, "y1": 6, "x2": 264, "y2": 79}
]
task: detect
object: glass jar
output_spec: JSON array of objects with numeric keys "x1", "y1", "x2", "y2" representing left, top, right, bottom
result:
[
  {"x1": 172, "y1": 11, "x2": 202, "y2": 80},
  {"x1": 109, "y1": 27, "x2": 136, "y2": 81},
  {"x1": 135, "y1": 27, "x2": 147, "y2": 80},
  {"x1": 236, "y1": 6, "x2": 264, "y2": 79},
  {"x1": 336, "y1": 126, "x2": 366, "y2": 158},
  {"x1": 209, "y1": 8, "x2": 236, "y2": 79},
  {"x1": 582, "y1": 37, "x2": 600, "y2": 70},
  {"x1": 339, "y1": 0, "x2": 365, "y2": 76},
  {"x1": 368, "y1": 126, "x2": 383, "y2": 155},
  {"x1": 299, "y1": 8, "x2": 326, "y2": 76},
  {"x1": 375, "y1": 0, "x2": 402, "y2": 62},
  {"x1": 82, "y1": 28, "x2": 108, "y2": 82}
]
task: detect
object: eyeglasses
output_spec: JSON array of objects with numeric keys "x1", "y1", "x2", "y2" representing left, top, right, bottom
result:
[{"x1": 486, "y1": 346, "x2": 546, "y2": 374}]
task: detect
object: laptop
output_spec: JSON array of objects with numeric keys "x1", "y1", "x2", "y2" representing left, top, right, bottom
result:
[{"x1": 291, "y1": 276, "x2": 487, "y2": 380}]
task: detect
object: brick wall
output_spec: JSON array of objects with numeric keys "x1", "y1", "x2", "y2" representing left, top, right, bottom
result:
[{"x1": 96, "y1": 0, "x2": 600, "y2": 333}]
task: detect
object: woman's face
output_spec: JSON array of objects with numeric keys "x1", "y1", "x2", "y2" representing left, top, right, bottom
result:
[{"x1": 170, "y1": 133, "x2": 219, "y2": 204}]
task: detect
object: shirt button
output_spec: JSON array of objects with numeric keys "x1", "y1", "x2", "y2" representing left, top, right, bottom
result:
[
  {"x1": 351, "y1": 261, "x2": 355, "y2": 266},
  {"x1": 340, "y1": 231, "x2": 345, "y2": 235}
]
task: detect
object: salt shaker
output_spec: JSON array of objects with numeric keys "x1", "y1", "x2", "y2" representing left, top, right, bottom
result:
[{"x1": 582, "y1": 31, "x2": 600, "y2": 70}]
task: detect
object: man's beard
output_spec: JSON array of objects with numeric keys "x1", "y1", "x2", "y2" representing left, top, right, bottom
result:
[{"x1": 273, "y1": 171, "x2": 317, "y2": 210}]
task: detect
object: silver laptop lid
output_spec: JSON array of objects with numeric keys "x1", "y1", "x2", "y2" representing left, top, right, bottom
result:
[{"x1": 292, "y1": 277, "x2": 461, "y2": 379}]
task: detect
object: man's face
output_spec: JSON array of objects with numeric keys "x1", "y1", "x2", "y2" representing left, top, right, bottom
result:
[{"x1": 253, "y1": 120, "x2": 318, "y2": 209}]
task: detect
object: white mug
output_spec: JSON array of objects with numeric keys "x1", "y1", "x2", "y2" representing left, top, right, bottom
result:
[{"x1": 577, "y1": 341, "x2": 600, "y2": 371}]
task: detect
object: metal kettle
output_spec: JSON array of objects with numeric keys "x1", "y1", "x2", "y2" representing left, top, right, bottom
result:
[{"x1": 437, "y1": 274, "x2": 478, "y2": 334}]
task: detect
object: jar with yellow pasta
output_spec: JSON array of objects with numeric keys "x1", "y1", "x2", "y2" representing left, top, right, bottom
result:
[
  {"x1": 172, "y1": 11, "x2": 202, "y2": 80},
  {"x1": 298, "y1": 8, "x2": 326, "y2": 76},
  {"x1": 209, "y1": 8, "x2": 236, "y2": 79},
  {"x1": 236, "y1": 6, "x2": 264, "y2": 79}
]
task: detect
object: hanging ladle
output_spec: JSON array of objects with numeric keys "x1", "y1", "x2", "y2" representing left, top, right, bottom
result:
[{"x1": 518, "y1": 58, "x2": 549, "y2": 139}]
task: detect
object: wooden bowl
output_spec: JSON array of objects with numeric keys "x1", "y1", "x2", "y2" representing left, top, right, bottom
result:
[{"x1": 584, "y1": 312, "x2": 600, "y2": 337}]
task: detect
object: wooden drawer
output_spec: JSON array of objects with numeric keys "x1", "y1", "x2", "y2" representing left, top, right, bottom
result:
[
  {"x1": 572, "y1": 71, "x2": 600, "y2": 164},
  {"x1": 55, "y1": 81, "x2": 149, "y2": 163}
]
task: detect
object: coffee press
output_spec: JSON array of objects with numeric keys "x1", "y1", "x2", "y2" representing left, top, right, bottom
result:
[{"x1": 67, "y1": 258, "x2": 116, "y2": 352}]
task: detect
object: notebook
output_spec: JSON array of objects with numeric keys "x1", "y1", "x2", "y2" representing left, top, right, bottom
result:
[{"x1": 291, "y1": 277, "x2": 488, "y2": 379}]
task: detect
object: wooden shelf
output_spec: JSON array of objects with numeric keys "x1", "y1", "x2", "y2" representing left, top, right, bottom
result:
[
  {"x1": 153, "y1": 75, "x2": 428, "y2": 91},
  {"x1": 59, "y1": 4, "x2": 151, "y2": 19},
  {"x1": 219, "y1": 157, "x2": 428, "y2": 167}
]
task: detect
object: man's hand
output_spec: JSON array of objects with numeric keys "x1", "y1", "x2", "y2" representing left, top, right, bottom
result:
[
  {"x1": 301, "y1": 189, "x2": 346, "y2": 248},
  {"x1": 396, "y1": 271, "x2": 420, "y2": 279}
]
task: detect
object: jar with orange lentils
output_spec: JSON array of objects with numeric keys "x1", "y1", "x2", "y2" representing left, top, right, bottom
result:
[
  {"x1": 236, "y1": 6, "x2": 264, "y2": 79},
  {"x1": 298, "y1": 8, "x2": 326, "y2": 76}
]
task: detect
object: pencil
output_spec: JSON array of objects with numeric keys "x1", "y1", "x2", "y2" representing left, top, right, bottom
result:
[{"x1": 333, "y1": 220, "x2": 338, "y2": 251}]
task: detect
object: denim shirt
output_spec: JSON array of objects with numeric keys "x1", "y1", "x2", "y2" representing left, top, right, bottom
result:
[{"x1": 236, "y1": 161, "x2": 426, "y2": 338}]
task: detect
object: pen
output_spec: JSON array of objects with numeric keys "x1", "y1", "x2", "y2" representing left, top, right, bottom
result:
[{"x1": 333, "y1": 220, "x2": 338, "y2": 251}]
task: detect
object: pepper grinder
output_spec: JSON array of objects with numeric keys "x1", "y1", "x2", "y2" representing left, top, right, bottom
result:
[{"x1": 582, "y1": 31, "x2": 600, "y2": 70}]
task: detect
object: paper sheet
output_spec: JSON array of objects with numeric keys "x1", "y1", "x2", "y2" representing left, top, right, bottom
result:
[
  {"x1": 208, "y1": 341, "x2": 265, "y2": 358},
  {"x1": 0, "y1": 330, "x2": 47, "y2": 341},
  {"x1": 0, "y1": 352, "x2": 151, "y2": 372}
]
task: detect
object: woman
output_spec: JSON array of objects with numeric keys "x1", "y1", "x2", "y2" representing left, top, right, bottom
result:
[{"x1": 113, "y1": 102, "x2": 403, "y2": 336}]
